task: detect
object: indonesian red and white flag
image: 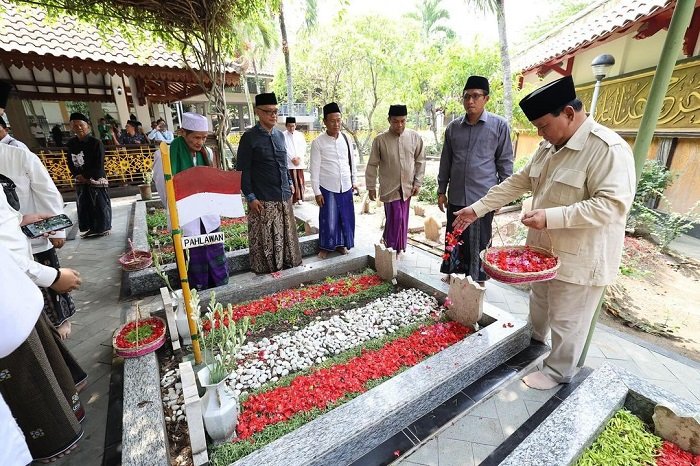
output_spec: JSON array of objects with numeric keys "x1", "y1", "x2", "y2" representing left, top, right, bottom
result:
[{"x1": 172, "y1": 166, "x2": 244, "y2": 226}]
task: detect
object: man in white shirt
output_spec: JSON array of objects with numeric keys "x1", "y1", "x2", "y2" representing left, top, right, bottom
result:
[
  {"x1": 283, "y1": 117, "x2": 307, "y2": 204},
  {"x1": 0, "y1": 143, "x2": 76, "y2": 339},
  {"x1": 147, "y1": 118, "x2": 175, "y2": 144},
  {"x1": 310, "y1": 102, "x2": 358, "y2": 259},
  {"x1": 0, "y1": 117, "x2": 29, "y2": 149}
]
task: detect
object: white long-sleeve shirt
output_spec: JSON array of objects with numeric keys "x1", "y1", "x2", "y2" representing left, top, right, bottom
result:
[
  {"x1": 283, "y1": 130, "x2": 307, "y2": 169},
  {"x1": 1, "y1": 134, "x2": 29, "y2": 149},
  {"x1": 0, "y1": 193, "x2": 58, "y2": 287},
  {"x1": 0, "y1": 144, "x2": 66, "y2": 254},
  {"x1": 309, "y1": 132, "x2": 356, "y2": 195}
]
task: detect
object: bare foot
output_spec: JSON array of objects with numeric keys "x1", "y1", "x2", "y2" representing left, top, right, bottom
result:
[
  {"x1": 318, "y1": 250, "x2": 329, "y2": 259},
  {"x1": 336, "y1": 247, "x2": 349, "y2": 255},
  {"x1": 57, "y1": 320, "x2": 72, "y2": 340},
  {"x1": 522, "y1": 370, "x2": 559, "y2": 390}
]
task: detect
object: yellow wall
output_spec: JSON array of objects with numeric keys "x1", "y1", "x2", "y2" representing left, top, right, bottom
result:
[
  {"x1": 514, "y1": 134, "x2": 697, "y2": 214},
  {"x1": 664, "y1": 139, "x2": 700, "y2": 213}
]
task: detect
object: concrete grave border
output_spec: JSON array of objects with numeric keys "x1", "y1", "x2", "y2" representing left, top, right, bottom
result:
[
  {"x1": 500, "y1": 363, "x2": 700, "y2": 465},
  {"x1": 121, "y1": 253, "x2": 531, "y2": 466},
  {"x1": 124, "y1": 200, "x2": 320, "y2": 296}
]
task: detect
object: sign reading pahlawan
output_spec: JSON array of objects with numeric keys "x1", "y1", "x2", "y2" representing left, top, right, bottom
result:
[{"x1": 182, "y1": 232, "x2": 226, "y2": 249}]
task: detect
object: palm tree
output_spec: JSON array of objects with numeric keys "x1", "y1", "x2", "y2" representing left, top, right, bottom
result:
[
  {"x1": 406, "y1": 0, "x2": 456, "y2": 42},
  {"x1": 466, "y1": 0, "x2": 513, "y2": 125}
]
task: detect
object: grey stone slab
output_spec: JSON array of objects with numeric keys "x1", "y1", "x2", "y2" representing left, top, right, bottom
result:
[
  {"x1": 437, "y1": 438, "x2": 475, "y2": 466},
  {"x1": 442, "y1": 416, "x2": 504, "y2": 446},
  {"x1": 471, "y1": 442, "x2": 496, "y2": 464},
  {"x1": 122, "y1": 352, "x2": 169, "y2": 466},
  {"x1": 524, "y1": 399, "x2": 545, "y2": 417},
  {"x1": 466, "y1": 398, "x2": 498, "y2": 419},
  {"x1": 405, "y1": 438, "x2": 439, "y2": 466},
  {"x1": 493, "y1": 390, "x2": 531, "y2": 437},
  {"x1": 228, "y1": 261, "x2": 530, "y2": 466},
  {"x1": 500, "y1": 363, "x2": 700, "y2": 466}
]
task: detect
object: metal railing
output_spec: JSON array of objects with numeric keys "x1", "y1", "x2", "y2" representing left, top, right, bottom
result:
[
  {"x1": 38, "y1": 144, "x2": 156, "y2": 191},
  {"x1": 278, "y1": 103, "x2": 317, "y2": 117}
]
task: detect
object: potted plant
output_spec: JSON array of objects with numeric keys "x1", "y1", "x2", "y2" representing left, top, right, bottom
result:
[
  {"x1": 190, "y1": 289, "x2": 250, "y2": 443},
  {"x1": 139, "y1": 170, "x2": 153, "y2": 200}
]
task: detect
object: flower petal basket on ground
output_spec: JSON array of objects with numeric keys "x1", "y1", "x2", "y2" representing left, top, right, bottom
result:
[{"x1": 113, "y1": 315, "x2": 166, "y2": 358}]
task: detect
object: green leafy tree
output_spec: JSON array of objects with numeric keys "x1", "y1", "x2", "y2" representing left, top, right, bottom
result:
[
  {"x1": 275, "y1": 15, "x2": 416, "y2": 160},
  {"x1": 522, "y1": 0, "x2": 588, "y2": 43},
  {"x1": 405, "y1": 0, "x2": 456, "y2": 42},
  {"x1": 7, "y1": 0, "x2": 278, "y2": 169}
]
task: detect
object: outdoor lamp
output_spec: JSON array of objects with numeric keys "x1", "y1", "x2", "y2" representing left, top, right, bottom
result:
[{"x1": 590, "y1": 54, "x2": 615, "y2": 118}]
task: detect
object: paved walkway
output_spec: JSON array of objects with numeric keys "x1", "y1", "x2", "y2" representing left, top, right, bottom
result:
[
  {"x1": 49, "y1": 195, "x2": 700, "y2": 466},
  {"x1": 55, "y1": 196, "x2": 136, "y2": 466}
]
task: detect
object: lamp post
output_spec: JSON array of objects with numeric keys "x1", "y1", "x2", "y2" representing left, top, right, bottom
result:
[{"x1": 590, "y1": 54, "x2": 615, "y2": 119}]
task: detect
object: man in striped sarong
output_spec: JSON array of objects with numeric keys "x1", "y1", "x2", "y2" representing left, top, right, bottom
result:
[{"x1": 366, "y1": 104, "x2": 425, "y2": 257}]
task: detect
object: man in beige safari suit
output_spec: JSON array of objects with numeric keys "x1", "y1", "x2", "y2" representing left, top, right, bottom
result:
[{"x1": 453, "y1": 76, "x2": 636, "y2": 390}]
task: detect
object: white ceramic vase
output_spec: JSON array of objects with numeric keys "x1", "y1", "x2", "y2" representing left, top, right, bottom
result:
[
  {"x1": 197, "y1": 365, "x2": 239, "y2": 444},
  {"x1": 172, "y1": 290, "x2": 192, "y2": 345}
]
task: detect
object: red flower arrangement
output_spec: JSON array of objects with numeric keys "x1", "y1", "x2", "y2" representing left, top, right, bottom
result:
[
  {"x1": 202, "y1": 274, "x2": 384, "y2": 331},
  {"x1": 485, "y1": 246, "x2": 557, "y2": 274},
  {"x1": 235, "y1": 321, "x2": 471, "y2": 439},
  {"x1": 656, "y1": 441, "x2": 700, "y2": 466},
  {"x1": 113, "y1": 316, "x2": 166, "y2": 358}
]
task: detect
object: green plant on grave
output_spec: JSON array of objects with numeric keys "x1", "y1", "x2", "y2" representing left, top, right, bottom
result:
[
  {"x1": 576, "y1": 409, "x2": 661, "y2": 466},
  {"x1": 190, "y1": 290, "x2": 250, "y2": 384}
]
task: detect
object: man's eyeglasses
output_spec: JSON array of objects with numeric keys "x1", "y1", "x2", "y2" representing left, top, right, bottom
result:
[
  {"x1": 257, "y1": 107, "x2": 279, "y2": 116},
  {"x1": 463, "y1": 93, "x2": 485, "y2": 101}
]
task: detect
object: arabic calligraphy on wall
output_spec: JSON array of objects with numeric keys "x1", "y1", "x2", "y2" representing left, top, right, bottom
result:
[{"x1": 577, "y1": 59, "x2": 700, "y2": 132}]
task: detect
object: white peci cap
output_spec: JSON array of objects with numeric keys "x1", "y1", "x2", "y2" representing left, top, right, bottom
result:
[{"x1": 181, "y1": 112, "x2": 209, "y2": 132}]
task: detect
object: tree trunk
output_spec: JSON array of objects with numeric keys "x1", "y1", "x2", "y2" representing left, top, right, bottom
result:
[
  {"x1": 251, "y1": 57, "x2": 261, "y2": 94},
  {"x1": 496, "y1": 0, "x2": 513, "y2": 125},
  {"x1": 242, "y1": 72, "x2": 255, "y2": 129},
  {"x1": 430, "y1": 106, "x2": 441, "y2": 153},
  {"x1": 279, "y1": 2, "x2": 294, "y2": 115}
]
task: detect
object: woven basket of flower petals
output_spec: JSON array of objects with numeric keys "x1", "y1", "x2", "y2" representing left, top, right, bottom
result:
[
  {"x1": 118, "y1": 238, "x2": 153, "y2": 272},
  {"x1": 480, "y1": 227, "x2": 560, "y2": 284}
]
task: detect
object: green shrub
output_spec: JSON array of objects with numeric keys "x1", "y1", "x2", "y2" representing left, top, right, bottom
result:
[{"x1": 418, "y1": 174, "x2": 438, "y2": 203}]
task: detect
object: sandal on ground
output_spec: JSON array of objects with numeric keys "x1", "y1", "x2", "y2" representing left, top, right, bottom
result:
[{"x1": 79, "y1": 230, "x2": 95, "y2": 238}]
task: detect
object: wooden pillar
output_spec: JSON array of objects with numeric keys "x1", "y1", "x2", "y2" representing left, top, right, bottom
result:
[
  {"x1": 111, "y1": 74, "x2": 130, "y2": 125},
  {"x1": 4, "y1": 96, "x2": 36, "y2": 149},
  {"x1": 87, "y1": 101, "x2": 103, "y2": 137},
  {"x1": 128, "y1": 76, "x2": 152, "y2": 126}
]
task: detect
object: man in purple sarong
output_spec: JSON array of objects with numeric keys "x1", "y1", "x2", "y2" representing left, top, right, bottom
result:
[
  {"x1": 366, "y1": 104, "x2": 425, "y2": 257},
  {"x1": 310, "y1": 102, "x2": 358, "y2": 259}
]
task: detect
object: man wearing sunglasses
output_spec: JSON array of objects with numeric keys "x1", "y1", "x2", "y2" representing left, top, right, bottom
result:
[
  {"x1": 236, "y1": 92, "x2": 302, "y2": 274},
  {"x1": 437, "y1": 75, "x2": 513, "y2": 284}
]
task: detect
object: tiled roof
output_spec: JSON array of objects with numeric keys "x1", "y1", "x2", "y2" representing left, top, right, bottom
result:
[
  {"x1": 514, "y1": 0, "x2": 674, "y2": 73},
  {"x1": 1, "y1": 3, "x2": 185, "y2": 69}
]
